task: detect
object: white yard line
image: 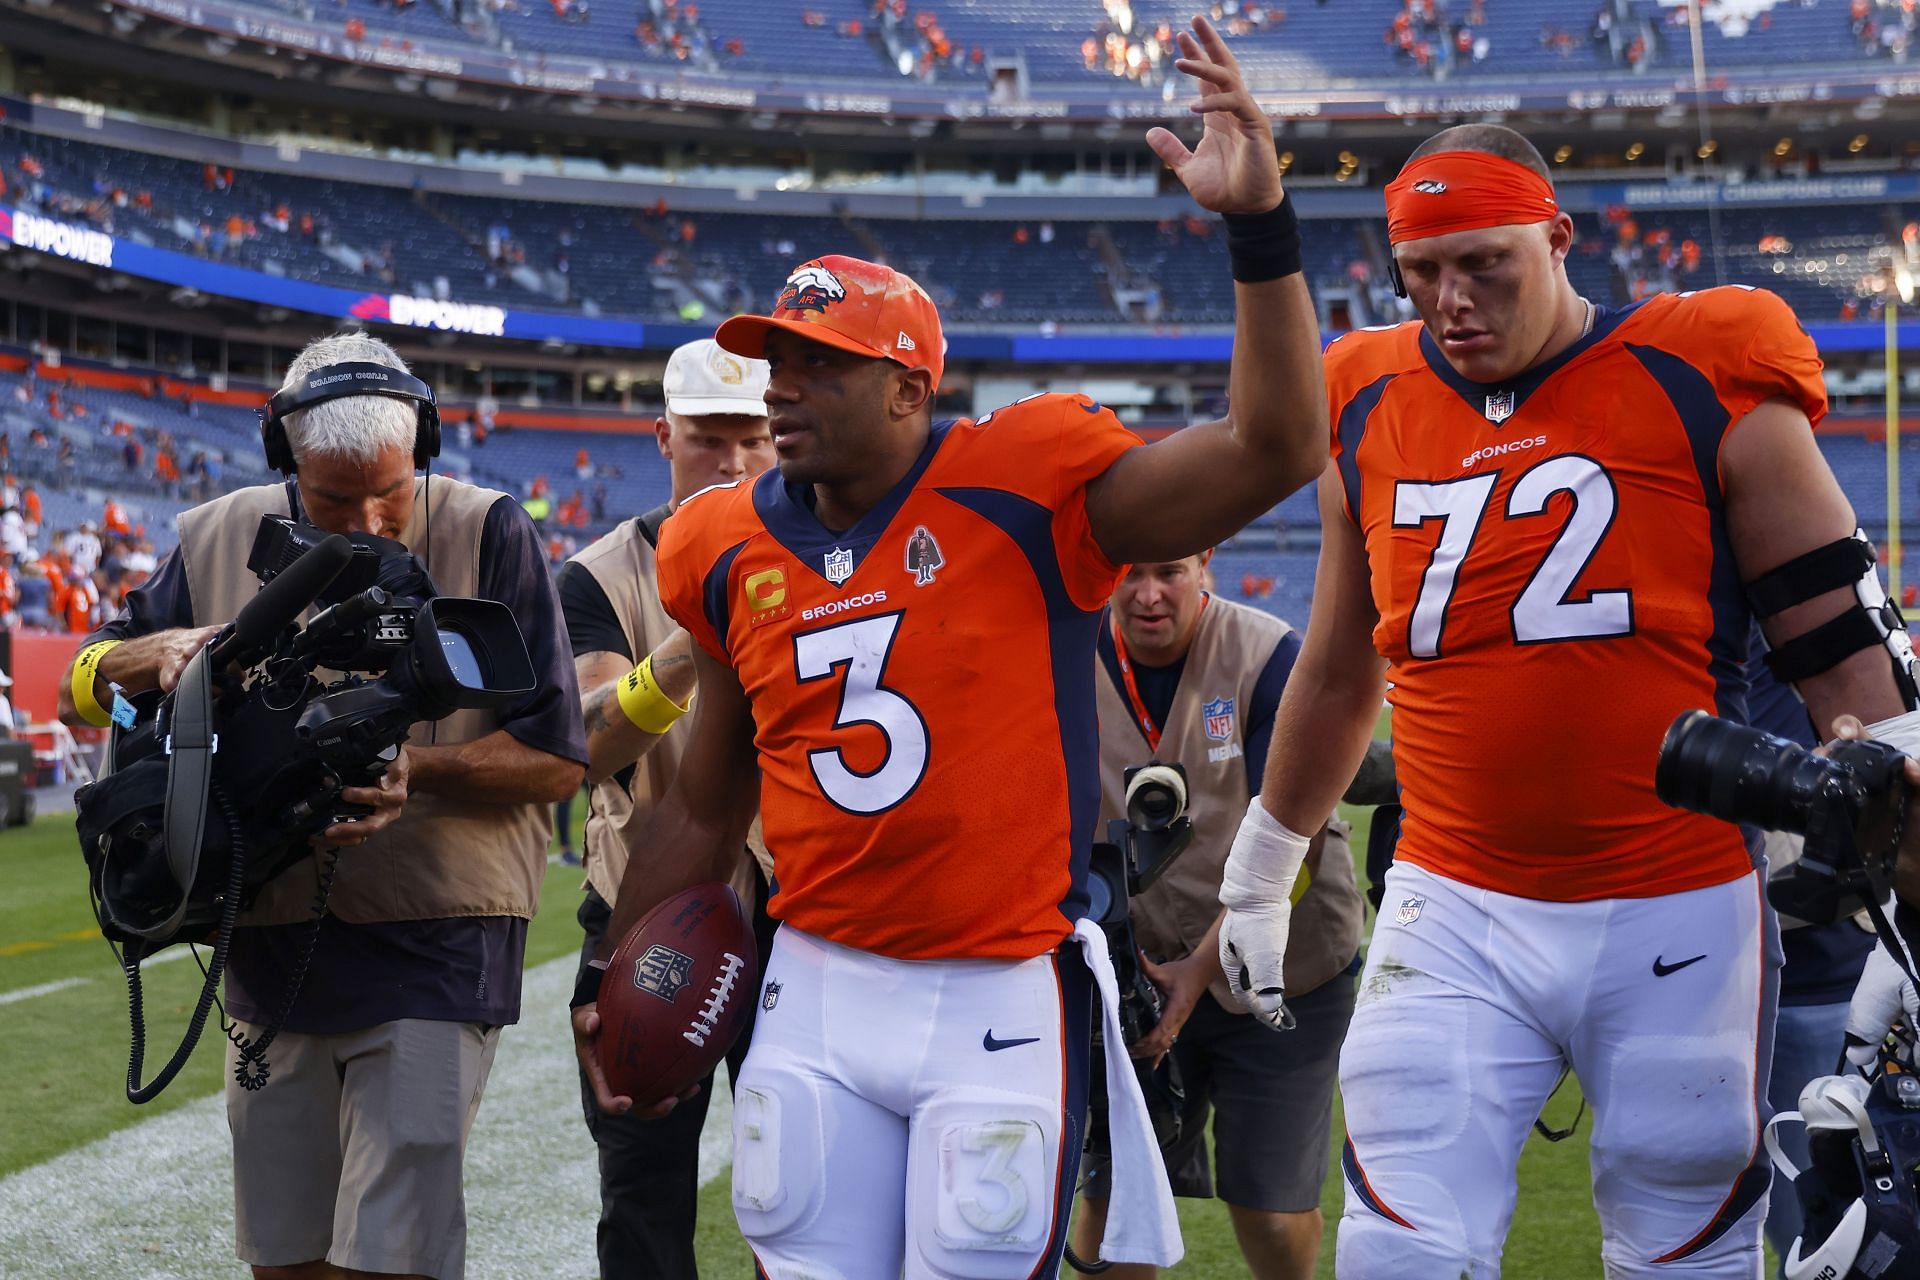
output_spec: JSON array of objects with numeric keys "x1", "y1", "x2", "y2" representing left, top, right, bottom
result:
[
  {"x1": 0, "y1": 977, "x2": 90, "y2": 1006},
  {"x1": 0, "y1": 954, "x2": 734, "y2": 1279}
]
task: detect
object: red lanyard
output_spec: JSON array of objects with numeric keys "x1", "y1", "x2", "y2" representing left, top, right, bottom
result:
[{"x1": 1110, "y1": 595, "x2": 1208, "y2": 753}]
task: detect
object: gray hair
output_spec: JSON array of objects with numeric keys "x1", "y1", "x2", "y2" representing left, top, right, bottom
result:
[{"x1": 278, "y1": 331, "x2": 420, "y2": 466}]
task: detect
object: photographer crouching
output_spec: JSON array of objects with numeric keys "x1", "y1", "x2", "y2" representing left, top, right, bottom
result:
[
  {"x1": 1072, "y1": 553, "x2": 1365, "y2": 1279},
  {"x1": 59, "y1": 333, "x2": 586, "y2": 1280}
]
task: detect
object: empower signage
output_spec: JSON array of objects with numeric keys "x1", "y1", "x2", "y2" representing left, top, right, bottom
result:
[{"x1": 0, "y1": 210, "x2": 115, "y2": 268}]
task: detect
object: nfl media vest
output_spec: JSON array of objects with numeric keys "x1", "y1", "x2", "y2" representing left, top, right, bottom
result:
[
  {"x1": 176, "y1": 478, "x2": 552, "y2": 926},
  {"x1": 1096, "y1": 596, "x2": 1366, "y2": 1011},
  {"x1": 567, "y1": 512, "x2": 765, "y2": 909}
]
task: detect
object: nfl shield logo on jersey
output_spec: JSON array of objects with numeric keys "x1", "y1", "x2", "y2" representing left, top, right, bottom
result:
[
  {"x1": 1202, "y1": 697, "x2": 1236, "y2": 741},
  {"x1": 1396, "y1": 894, "x2": 1427, "y2": 925},
  {"x1": 1483, "y1": 390, "x2": 1516, "y2": 424},
  {"x1": 823, "y1": 546, "x2": 855, "y2": 586}
]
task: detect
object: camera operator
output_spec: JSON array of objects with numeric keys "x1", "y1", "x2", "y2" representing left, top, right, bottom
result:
[
  {"x1": 556, "y1": 337, "x2": 778, "y2": 1279},
  {"x1": 1072, "y1": 553, "x2": 1364, "y2": 1280},
  {"x1": 59, "y1": 332, "x2": 586, "y2": 1280}
]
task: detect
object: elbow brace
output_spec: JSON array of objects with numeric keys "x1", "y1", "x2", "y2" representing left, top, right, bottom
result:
[{"x1": 1746, "y1": 529, "x2": 1920, "y2": 712}]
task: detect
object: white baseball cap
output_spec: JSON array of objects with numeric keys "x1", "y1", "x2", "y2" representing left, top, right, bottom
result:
[{"x1": 662, "y1": 339, "x2": 769, "y2": 418}]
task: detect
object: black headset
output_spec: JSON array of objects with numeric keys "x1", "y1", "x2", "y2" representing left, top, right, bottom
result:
[{"x1": 259, "y1": 361, "x2": 441, "y2": 475}]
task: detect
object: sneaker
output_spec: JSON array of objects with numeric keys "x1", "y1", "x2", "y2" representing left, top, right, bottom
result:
[{"x1": 558, "y1": 848, "x2": 582, "y2": 866}]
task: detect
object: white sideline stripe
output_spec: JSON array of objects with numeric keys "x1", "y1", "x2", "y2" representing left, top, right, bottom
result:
[
  {"x1": 0, "y1": 977, "x2": 89, "y2": 1006},
  {"x1": 0, "y1": 954, "x2": 736, "y2": 1279},
  {"x1": 139, "y1": 947, "x2": 199, "y2": 968}
]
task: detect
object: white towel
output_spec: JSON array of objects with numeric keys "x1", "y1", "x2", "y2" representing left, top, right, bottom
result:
[{"x1": 1072, "y1": 917, "x2": 1184, "y2": 1267}]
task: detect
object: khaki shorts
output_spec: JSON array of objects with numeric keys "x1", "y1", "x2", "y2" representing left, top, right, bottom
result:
[{"x1": 226, "y1": 1018, "x2": 501, "y2": 1278}]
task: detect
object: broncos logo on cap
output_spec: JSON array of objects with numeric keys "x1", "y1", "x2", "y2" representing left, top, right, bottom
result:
[{"x1": 778, "y1": 264, "x2": 847, "y2": 315}]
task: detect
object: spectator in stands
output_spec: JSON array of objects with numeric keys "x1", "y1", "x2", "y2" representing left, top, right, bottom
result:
[{"x1": 575, "y1": 446, "x2": 593, "y2": 481}]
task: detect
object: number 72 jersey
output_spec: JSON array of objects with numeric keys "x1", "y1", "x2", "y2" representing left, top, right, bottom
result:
[
  {"x1": 655, "y1": 395, "x2": 1141, "y2": 961},
  {"x1": 1327, "y1": 287, "x2": 1829, "y2": 903}
]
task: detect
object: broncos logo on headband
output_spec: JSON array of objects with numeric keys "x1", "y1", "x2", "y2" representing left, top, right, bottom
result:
[{"x1": 778, "y1": 264, "x2": 847, "y2": 315}]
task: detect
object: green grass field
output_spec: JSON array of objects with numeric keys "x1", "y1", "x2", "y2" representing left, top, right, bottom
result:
[{"x1": 0, "y1": 790, "x2": 1653, "y2": 1279}]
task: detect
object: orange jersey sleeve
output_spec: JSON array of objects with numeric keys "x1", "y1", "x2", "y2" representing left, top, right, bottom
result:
[
  {"x1": 966, "y1": 393, "x2": 1143, "y2": 609},
  {"x1": 655, "y1": 479, "x2": 762, "y2": 663},
  {"x1": 1644, "y1": 286, "x2": 1828, "y2": 435}
]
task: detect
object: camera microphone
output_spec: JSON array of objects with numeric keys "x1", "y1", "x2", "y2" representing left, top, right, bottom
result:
[{"x1": 210, "y1": 533, "x2": 354, "y2": 668}]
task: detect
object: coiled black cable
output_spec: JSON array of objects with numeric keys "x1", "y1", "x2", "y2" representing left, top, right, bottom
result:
[
  {"x1": 219, "y1": 836, "x2": 342, "y2": 1091},
  {"x1": 122, "y1": 784, "x2": 248, "y2": 1104}
]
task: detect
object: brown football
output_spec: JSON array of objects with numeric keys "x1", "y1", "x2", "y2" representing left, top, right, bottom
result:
[{"x1": 595, "y1": 882, "x2": 758, "y2": 1106}]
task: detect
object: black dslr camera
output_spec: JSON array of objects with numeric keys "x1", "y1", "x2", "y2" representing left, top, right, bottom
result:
[
  {"x1": 1655, "y1": 709, "x2": 1910, "y2": 923},
  {"x1": 75, "y1": 517, "x2": 536, "y2": 1102},
  {"x1": 1083, "y1": 764, "x2": 1195, "y2": 1144}
]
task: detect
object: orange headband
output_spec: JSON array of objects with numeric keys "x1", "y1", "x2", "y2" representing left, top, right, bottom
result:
[{"x1": 1384, "y1": 151, "x2": 1560, "y2": 246}]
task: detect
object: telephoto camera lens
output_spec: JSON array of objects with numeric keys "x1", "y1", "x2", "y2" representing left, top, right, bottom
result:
[{"x1": 1654, "y1": 709, "x2": 1846, "y2": 836}]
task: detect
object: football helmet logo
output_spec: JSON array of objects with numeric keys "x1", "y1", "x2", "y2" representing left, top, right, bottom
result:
[{"x1": 779, "y1": 264, "x2": 847, "y2": 314}]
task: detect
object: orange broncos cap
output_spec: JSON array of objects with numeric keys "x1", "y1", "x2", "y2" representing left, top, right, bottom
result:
[{"x1": 716, "y1": 255, "x2": 945, "y2": 390}]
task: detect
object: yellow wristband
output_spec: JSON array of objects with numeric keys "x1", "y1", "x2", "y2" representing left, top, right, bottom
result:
[
  {"x1": 71, "y1": 639, "x2": 123, "y2": 728},
  {"x1": 614, "y1": 654, "x2": 692, "y2": 735}
]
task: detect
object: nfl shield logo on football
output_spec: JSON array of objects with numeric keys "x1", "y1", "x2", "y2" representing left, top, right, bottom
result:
[
  {"x1": 1483, "y1": 390, "x2": 1516, "y2": 424},
  {"x1": 633, "y1": 944, "x2": 695, "y2": 1003},
  {"x1": 1396, "y1": 894, "x2": 1427, "y2": 926},
  {"x1": 1202, "y1": 696, "x2": 1236, "y2": 742},
  {"x1": 823, "y1": 546, "x2": 855, "y2": 586}
]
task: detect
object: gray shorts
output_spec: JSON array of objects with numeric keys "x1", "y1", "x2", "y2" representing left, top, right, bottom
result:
[
  {"x1": 226, "y1": 1018, "x2": 500, "y2": 1278},
  {"x1": 1083, "y1": 970, "x2": 1356, "y2": 1213}
]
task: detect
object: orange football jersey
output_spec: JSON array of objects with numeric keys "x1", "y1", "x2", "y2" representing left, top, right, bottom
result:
[
  {"x1": 1327, "y1": 287, "x2": 1827, "y2": 901},
  {"x1": 656, "y1": 394, "x2": 1142, "y2": 960}
]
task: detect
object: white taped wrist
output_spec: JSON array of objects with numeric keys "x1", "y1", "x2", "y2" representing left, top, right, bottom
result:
[
  {"x1": 1220, "y1": 798, "x2": 1312, "y2": 909},
  {"x1": 1866, "y1": 709, "x2": 1920, "y2": 756}
]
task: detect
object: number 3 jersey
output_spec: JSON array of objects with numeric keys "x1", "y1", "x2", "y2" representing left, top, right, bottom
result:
[
  {"x1": 1327, "y1": 286, "x2": 1828, "y2": 902},
  {"x1": 656, "y1": 394, "x2": 1142, "y2": 960}
]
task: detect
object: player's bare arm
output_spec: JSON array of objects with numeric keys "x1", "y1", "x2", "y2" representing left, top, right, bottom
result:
[
  {"x1": 599, "y1": 640, "x2": 758, "y2": 953},
  {"x1": 1722, "y1": 396, "x2": 1920, "y2": 884},
  {"x1": 573, "y1": 642, "x2": 755, "y2": 1115},
  {"x1": 579, "y1": 629, "x2": 697, "y2": 783},
  {"x1": 1258, "y1": 470, "x2": 1390, "y2": 833},
  {"x1": 1086, "y1": 16, "x2": 1326, "y2": 564},
  {"x1": 1722, "y1": 397, "x2": 1911, "y2": 733},
  {"x1": 1215, "y1": 468, "x2": 1385, "y2": 1029}
]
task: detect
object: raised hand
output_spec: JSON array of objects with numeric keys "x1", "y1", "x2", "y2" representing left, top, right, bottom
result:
[{"x1": 1145, "y1": 15, "x2": 1284, "y2": 215}]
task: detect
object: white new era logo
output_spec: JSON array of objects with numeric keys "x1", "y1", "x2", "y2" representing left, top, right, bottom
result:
[{"x1": 896, "y1": 330, "x2": 916, "y2": 352}]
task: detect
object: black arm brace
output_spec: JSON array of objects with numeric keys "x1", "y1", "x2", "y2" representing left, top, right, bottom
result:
[{"x1": 1746, "y1": 530, "x2": 1920, "y2": 708}]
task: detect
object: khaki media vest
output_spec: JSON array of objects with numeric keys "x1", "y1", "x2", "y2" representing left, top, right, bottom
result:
[
  {"x1": 177, "y1": 478, "x2": 552, "y2": 926},
  {"x1": 1096, "y1": 596, "x2": 1366, "y2": 1012},
  {"x1": 567, "y1": 514, "x2": 766, "y2": 909}
]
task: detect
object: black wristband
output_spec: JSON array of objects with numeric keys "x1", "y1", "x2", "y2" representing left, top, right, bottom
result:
[
  {"x1": 571, "y1": 959, "x2": 608, "y2": 1009},
  {"x1": 1223, "y1": 195, "x2": 1303, "y2": 283}
]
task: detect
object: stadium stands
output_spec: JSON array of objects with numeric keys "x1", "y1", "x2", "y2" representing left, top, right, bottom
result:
[
  {"x1": 258, "y1": 0, "x2": 1920, "y2": 88},
  {"x1": 4, "y1": 126, "x2": 1905, "y2": 328}
]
